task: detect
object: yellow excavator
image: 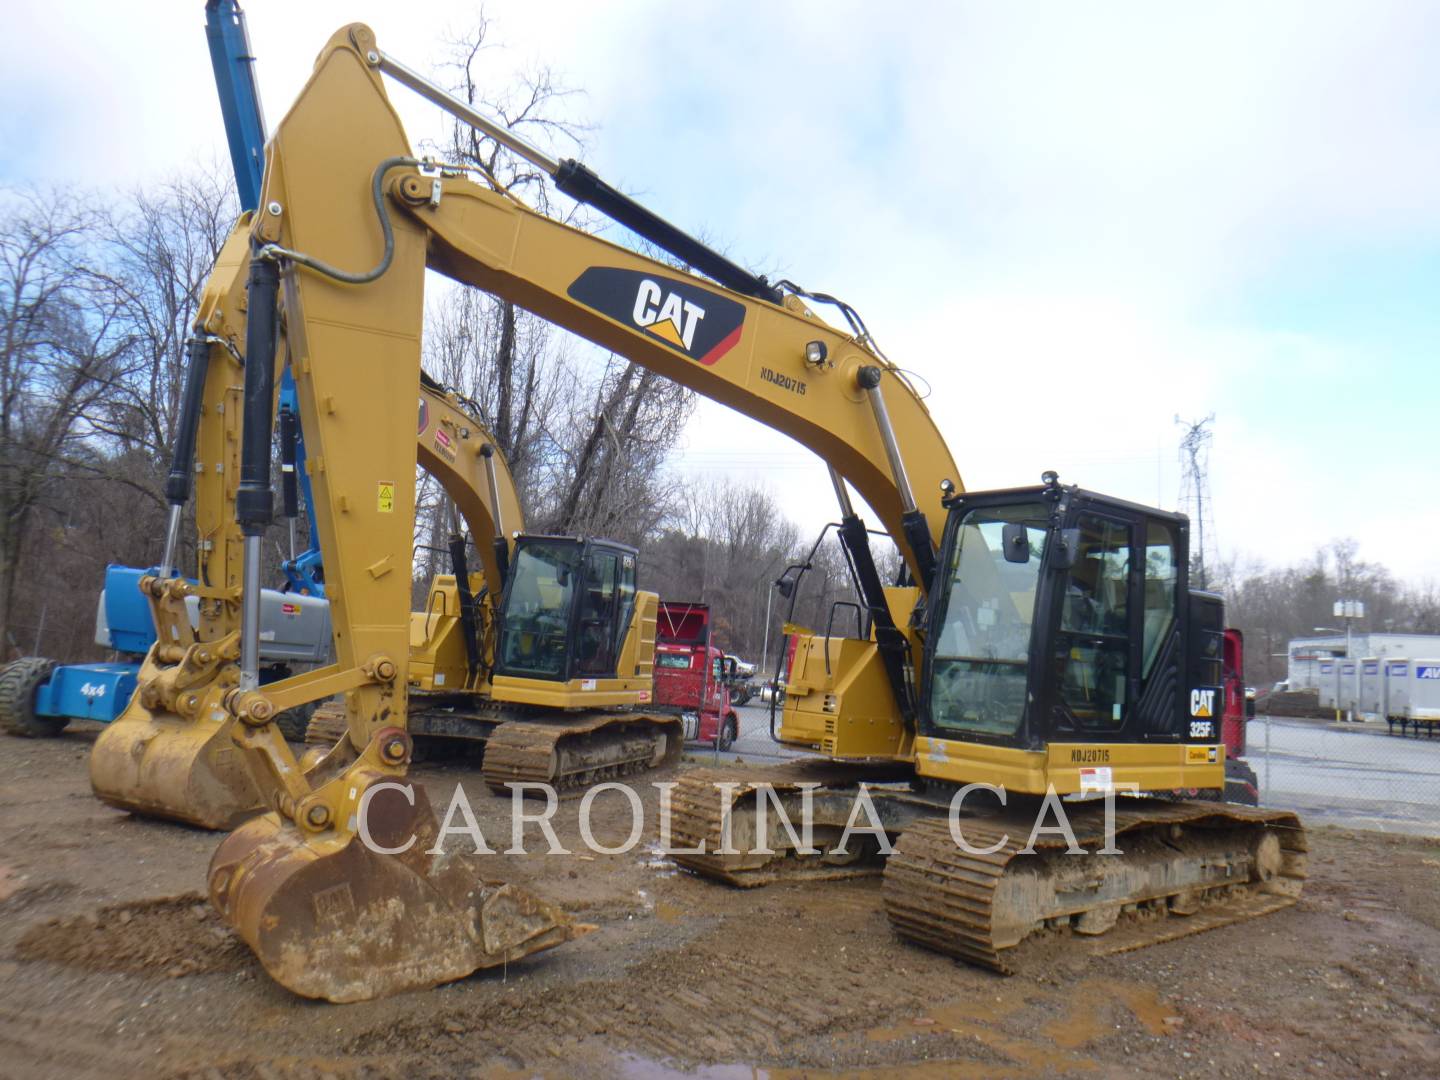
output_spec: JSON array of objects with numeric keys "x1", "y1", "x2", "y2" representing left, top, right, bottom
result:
[{"x1": 91, "y1": 22, "x2": 1305, "y2": 1001}]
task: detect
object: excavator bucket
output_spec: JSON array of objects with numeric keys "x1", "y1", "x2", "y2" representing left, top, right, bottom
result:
[
  {"x1": 208, "y1": 778, "x2": 592, "y2": 1002},
  {"x1": 90, "y1": 687, "x2": 262, "y2": 830},
  {"x1": 89, "y1": 576, "x2": 266, "y2": 830}
]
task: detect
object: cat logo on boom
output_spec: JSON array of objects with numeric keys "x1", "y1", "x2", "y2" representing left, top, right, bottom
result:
[
  {"x1": 1190, "y1": 688, "x2": 1217, "y2": 718},
  {"x1": 567, "y1": 266, "x2": 745, "y2": 366},
  {"x1": 632, "y1": 279, "x2": 705, "y2": 351}
]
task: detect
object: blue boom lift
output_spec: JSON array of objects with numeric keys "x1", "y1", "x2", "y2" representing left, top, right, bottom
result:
[{"x1": 0, "y1": 1, "x2": 326, "y2": 738}]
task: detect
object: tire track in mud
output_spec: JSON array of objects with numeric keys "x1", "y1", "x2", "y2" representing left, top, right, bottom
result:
[
  {"x1": 335, "y1": 920, "x2": 1147, "y2": 1076},
  {"x1": 0, "y1": 1005, "x2": 161, "y2": 1080}
]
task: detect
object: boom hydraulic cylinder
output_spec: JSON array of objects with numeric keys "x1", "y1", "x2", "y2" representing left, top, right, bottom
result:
[
  {"x1": 158, "y1": 337, "x2": 213, "y2": 579},
  {"x1": 236, "y1": 255, "x2": 280, "y2": 692}
]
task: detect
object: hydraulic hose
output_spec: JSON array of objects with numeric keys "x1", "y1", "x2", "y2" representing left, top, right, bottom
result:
[
  {"x1": 256, "y1": 156, "x2": 418, "y2": 284},
  {"x1": 279, "y1": 402, "x2": 299, "y2": 563},
  {"x1": 165, "y1": 337, "x2": 211, "y2": 508},
  {"x1": 279, "y1": 405, "x2": 299, "y2": 520}
]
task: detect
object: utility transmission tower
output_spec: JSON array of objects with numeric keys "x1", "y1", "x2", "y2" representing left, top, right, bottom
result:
[{"x1": 1175, "y1": 413, "x2": 1215, "y2": 590}]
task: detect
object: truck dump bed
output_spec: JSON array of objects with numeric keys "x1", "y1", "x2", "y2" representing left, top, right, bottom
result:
[{"x1": 654, "y1": 602, "x2": 710, "y2": 711}]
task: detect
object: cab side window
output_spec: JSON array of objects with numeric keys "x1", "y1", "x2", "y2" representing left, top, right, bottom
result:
[
  {"x1": 576, "y1": 549, "x2": 620, "y2": 675},
  {"x1": 612, "y1": 553, "x2": 638, "y2": 667},
  {"x1": 1142, "y1": 521, "x2": 1177, "y2": 678}
]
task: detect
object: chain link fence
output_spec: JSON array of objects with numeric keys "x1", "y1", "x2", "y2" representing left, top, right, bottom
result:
[
  {"x1": 1250, "y1": 709, "x2": 1440, "y2": 836},
  {"x1": 691, "y1": 700, "x2": 802, "y2": 764},
  {"x1": 700, "y1": 698, "x2": 1440, "y2": 838}
]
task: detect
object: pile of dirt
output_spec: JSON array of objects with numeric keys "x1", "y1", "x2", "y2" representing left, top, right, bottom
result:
[{"x1": 16, "y1": 892, "x2": 252, "y2": 977}]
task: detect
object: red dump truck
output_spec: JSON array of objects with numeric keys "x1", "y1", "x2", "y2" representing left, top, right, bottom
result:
[
  {"x1": 654, "y1": 602, "x2": 740, "y2": 750},
  {"x1": 1176, "y1": 626, "x2": 1259, "y2": 805},
  {"x1": 1221, "y1": 627, "x2": 1260, "y2": 804}
]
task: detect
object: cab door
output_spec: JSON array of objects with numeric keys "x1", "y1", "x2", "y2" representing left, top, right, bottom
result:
[
  {"x1": 1044, "y1": 509, "x2": 1140, "y2": 740},
  {"x1": 1042, "y1": 507, "x2": 1188, "y2": 743},
  {"x1": 574, "y1": 546, "x2": 621, "y2": 676},
  {"x1": 572, "y1": 543, "x2": 639, "y2": 678}
]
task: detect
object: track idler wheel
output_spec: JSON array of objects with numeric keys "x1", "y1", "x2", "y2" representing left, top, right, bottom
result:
[{"x1": 208, "y1": 779, "x2": 592, "y2": 1002}]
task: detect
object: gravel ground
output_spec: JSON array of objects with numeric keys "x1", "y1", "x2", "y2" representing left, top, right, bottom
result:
[{"x1": 0, "y1": 722, "x2": 1437, "y2": 1079}]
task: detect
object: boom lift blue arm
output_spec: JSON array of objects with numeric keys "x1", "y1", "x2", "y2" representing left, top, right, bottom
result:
[
  {"x1": 0, "y1": 2, "x2": 327, "y2": 737},
  {"x1": 204, "y1": 0, "x2": 324, "y2": 595},
  {"x1": 204, "y1": 0, "x2": 267, "y2": 213}
]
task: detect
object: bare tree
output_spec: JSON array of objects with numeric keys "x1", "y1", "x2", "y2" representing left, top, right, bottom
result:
[
  {"x1": 436, "y1": 11, "x2": 591, "y2": 220},
  {"x1": 642, "y1": 477, "x2": 805, "y2": 658},
  {"x1": 538, "y1": 358, "x2": 694, "y2": 543},
  {"x1": 90, "y1": 163, "x2": 237, "y2": 456},
  {"x1": 0, "y1": 187, "x2": 136, "y2": 655},
  {"x1": 424, "y1": 287, "x2": 570, "y2": 509},
  {"x1": 429, "y1": 10, "x2": 591, "y2": 485},
  {"x1": 415, "y1": 14, "x2": 693, "y2": 565},
  {"x1": 1219, "y1": 539, "x2": 1437, "y2": 685}
]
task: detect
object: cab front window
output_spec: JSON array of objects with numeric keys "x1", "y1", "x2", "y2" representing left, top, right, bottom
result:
[
  {"x1": 497, "y1": 541, "x2": 581, "y2": 678},
  {"x1": 930, "y1": 503, "x2": 1049, "y2": 738}
]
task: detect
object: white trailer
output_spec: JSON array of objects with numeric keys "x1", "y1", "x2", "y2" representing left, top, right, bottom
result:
[
  {"x1": 1384, "y1": 660, "x2": 1408, "y2": 727},
  {"x1": 1335, "y1": 660, "x2": 1360, "y2": 718},
  {"x1": 1409, "y1": 660, "x2": 1440, "y2": 735},
  {"x1": 1317, "y1": 660, "x2": 1340, "y2": 710},
  {"x1": 1358, "y1": 658, "x2": 1382, "y2": 721},
  {"x1": 1385, "y1": 658, "x2": 1440, "y2": 736}
]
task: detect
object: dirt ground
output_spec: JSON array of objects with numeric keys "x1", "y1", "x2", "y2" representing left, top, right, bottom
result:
[{"x1": 1, "y1": 724, "x2": 1437, "y2": 1080}]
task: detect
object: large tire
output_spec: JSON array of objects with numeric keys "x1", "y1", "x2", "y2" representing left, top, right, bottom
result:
[
  {"x1": 273, "y1": 699, "x2": 318, "y2": 742},
  {"x1": 1224, "y1": 758, "x2": 1260, "y2": 806},
  {"x1": 716, "y1": 713, "x2": 738, "y2": 752},
  {"x1": 0, "y1": 657, "x2": 68, "y2": 737}
]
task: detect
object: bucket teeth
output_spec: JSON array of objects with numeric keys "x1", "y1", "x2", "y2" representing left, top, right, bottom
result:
[{"x1": 208, "y1": 781, "x2": 590, "y2": 1002}]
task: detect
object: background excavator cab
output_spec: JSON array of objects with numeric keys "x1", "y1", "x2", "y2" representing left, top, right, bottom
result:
[{"x1": 495, "y1": 536, "x2": 639, "y2": 683}]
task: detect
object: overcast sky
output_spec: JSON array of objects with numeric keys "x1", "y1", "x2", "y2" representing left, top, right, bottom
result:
[{"x1": 6, "y1": 2, "x2": 1437, "y2": 583}]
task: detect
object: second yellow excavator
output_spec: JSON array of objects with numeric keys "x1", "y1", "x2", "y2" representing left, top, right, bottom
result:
[
  {"x1": 93, "y1": 21, "x2": 1305, "y2": 1001},
  {"x1": 90, "y1": 325, "x2": 680, "y2": 833}
]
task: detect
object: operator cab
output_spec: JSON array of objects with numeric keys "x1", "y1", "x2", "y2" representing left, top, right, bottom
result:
[
  {"x1": 920, "y1": 477, "x2": 1219, "y2": 751},
  {"x1": 494, "y1": 535, "x2": 638, "y2": 682}
]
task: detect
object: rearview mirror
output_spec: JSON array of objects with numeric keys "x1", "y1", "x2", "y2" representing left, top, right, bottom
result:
[
  {"x1": 1051, "y1": 528, "x2": 1081, "y2": 570},
  {"x1": 1001, "y1": 523, "x2": 1030, "y2": 564}
]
